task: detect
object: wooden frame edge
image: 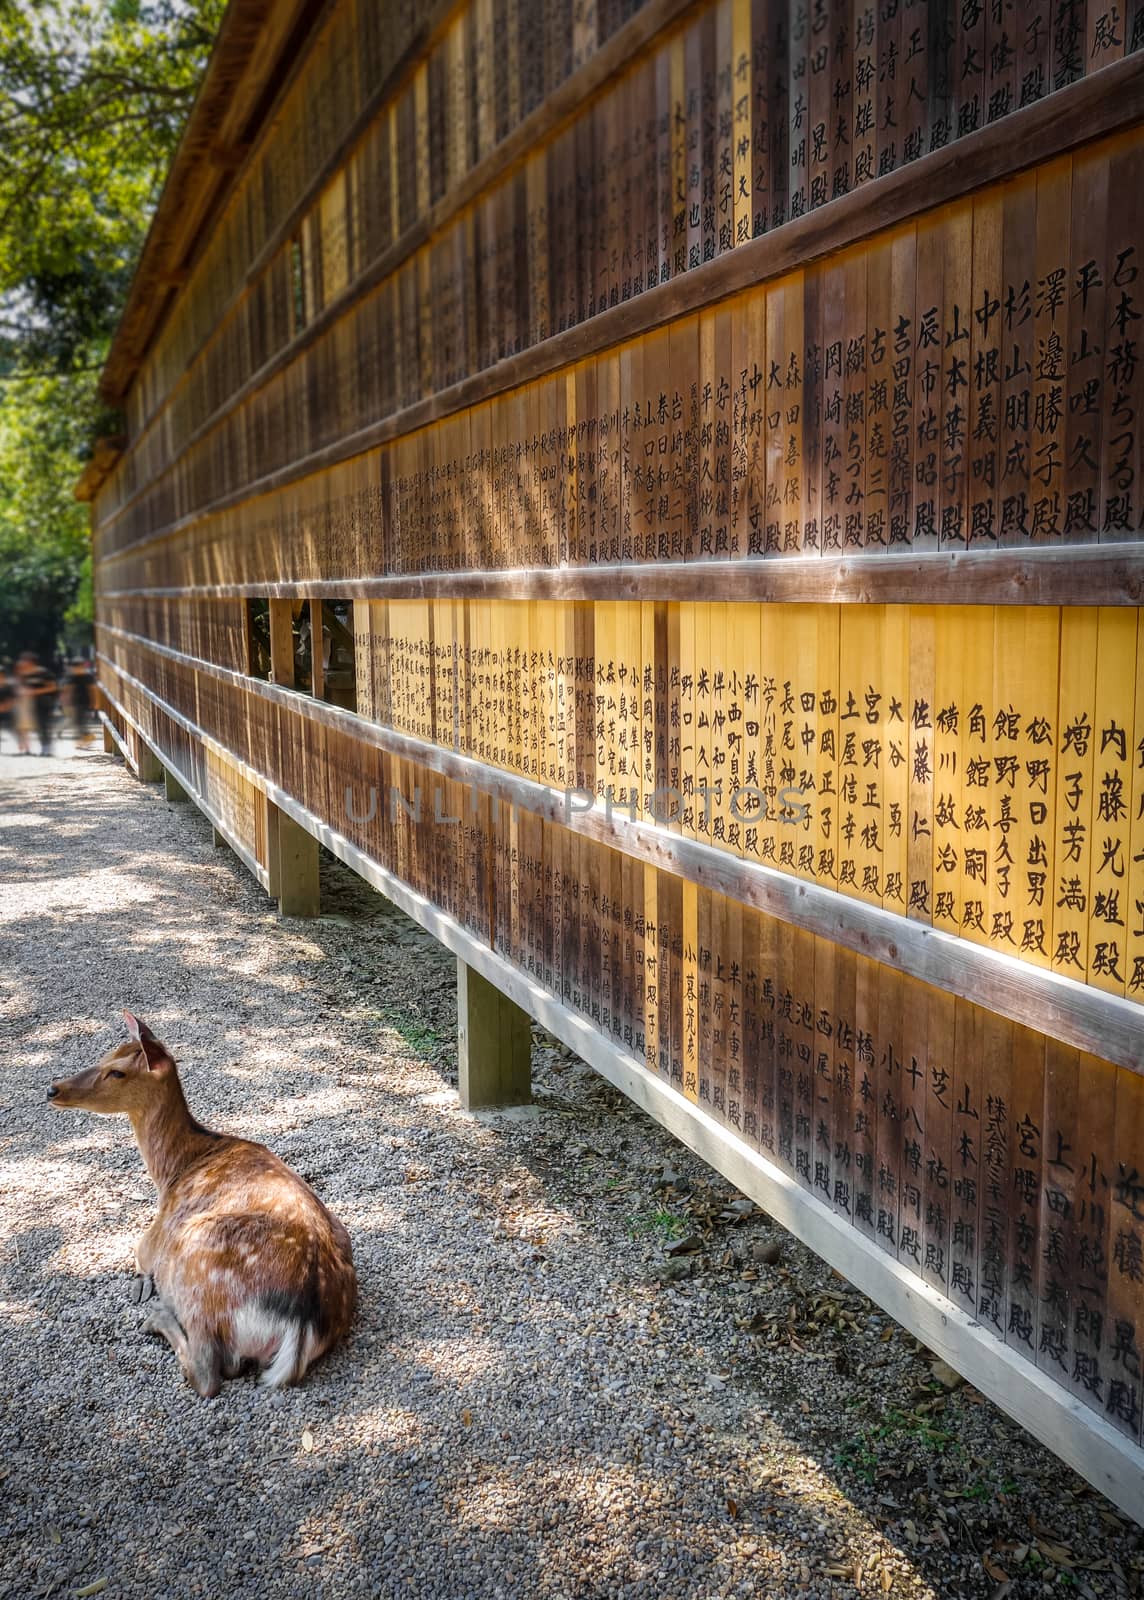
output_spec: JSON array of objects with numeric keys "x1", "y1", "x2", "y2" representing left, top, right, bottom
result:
[{"x1": 97, "y1": 544, "x2": 1144, "y2": 608}]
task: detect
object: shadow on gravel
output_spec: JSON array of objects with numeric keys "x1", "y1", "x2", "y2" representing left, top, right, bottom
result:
[{"x1": 1, "y1": 753, "x2": 1136, "y2": 1600}]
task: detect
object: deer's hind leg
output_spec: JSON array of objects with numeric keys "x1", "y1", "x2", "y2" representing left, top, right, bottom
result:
[
  {"x1": 134, "y1": 1220, "x2": 162, "y2": 1276},
  {"x1": 142, "y1": 1300, "x2": 222, "y2": 1399}
]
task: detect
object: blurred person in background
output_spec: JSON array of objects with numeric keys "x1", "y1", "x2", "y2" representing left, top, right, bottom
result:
[
  {"x1": 15, "y1": 653, "x2": 58, "y2": 756},
  {"x1": 0, "y1": 665, "x2": 12, "y2": 752},
  {"x1": 65, "y1": 658, "x2": 97, "y2": 748}
]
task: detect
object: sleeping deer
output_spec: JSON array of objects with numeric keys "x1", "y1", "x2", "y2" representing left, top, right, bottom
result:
[{"x1": 47, "y1": 1012, "x2": 355, "y2": 1398}]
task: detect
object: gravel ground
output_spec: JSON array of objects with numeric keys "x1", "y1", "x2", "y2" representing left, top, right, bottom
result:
[{"x1": 1, "y1": 734, "x2": 1141, "y2": 1600}]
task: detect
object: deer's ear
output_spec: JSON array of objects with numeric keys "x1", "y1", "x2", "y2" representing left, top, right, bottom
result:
[
  {"x1": 140, "y1": 1036, "x2": 173, "y2": 1074},
  {"x1": 122, "y1": 1011, "x2": 157, "y2": 1044}
]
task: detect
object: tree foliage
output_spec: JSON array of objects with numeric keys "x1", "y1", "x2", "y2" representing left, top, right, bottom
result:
[
  {"x1": 0, "y1": 370, "x2": 95, "y2": 658},
  {"x1": 0, "y1": 0, "x2": 224, "y2": 660}
]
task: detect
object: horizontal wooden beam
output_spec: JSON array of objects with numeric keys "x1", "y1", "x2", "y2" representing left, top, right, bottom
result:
[
  {"x1": 96, "y1": 628, "x2": 1144, "y2": 1075},
  {"x1": 98, "y1": 542, "x2": 1144, "y2": 607},
  {"x1": 91, "y1": 677, "x2": 1144, "y2": 1526},
  {"x1": 96, "y1": 51, "x2": 1144, "y2": 557}
]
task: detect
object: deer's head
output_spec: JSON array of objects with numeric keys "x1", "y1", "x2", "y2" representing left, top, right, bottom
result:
[{"x1": 47, "y1": 1012, "x2": 175, "y2": 1115}]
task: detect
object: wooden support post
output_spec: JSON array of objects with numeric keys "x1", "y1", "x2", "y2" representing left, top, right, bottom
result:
[
  {"x1": 137, "y1": 745, "x2": 162, "y2": 783},
  {"x1": 268, "y1": 598, "x2": 295, "y2": 688},
  {"x1": 163, "y1": 766, "x2": 189, "y2": 802},
  {"x1": 310, "y1": 598, "x2": 325, "y2": 702},
  {"x1": 102, "y1": 723, "x2": 116, "y2": 754},
  {"x1": 267, "y1": 800, "x2": 319, "y2": 917},
  {"x1": 457, "y1": 958, "x2": 532, "y2": 1109},
  {"x1": 212, "y1": 826, "x2": 228, "y2": 850}
]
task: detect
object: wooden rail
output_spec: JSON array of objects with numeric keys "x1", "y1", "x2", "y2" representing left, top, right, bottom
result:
[
  {"x1": 100, "y1": 543, "x2": 1144, "y2": 607},
  {"x1": 97, "y1": 625, "x2": 1144, "y2": 1074}
]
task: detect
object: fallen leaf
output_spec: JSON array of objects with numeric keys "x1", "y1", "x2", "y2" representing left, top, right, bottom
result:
[
  {"x1": 928, "y1": 1359, "x2": 964, "y2": 1391},
  {"x1": 983, "y1": 1556, "x2": 1009, "y2": 1583},
  {"x1": 74, "y1": 1583, "x2": 108, "y2": 1598},
  {"x1": 461, "y1": 1409, "x2": 472, "y2": 1427},
  {"x1": 726, "y1": 1497, "x2": 738, "y2": 1519},
  {"x1": 1035, "y1": 1539, "x2": 1075, "y2": 1568},
  {"x1": 301, "y1": 1428, "x2": 315, "y2": 1453},
  {"x1": 881, "y1": 1568, "x2": 893, "y2": 1593}
]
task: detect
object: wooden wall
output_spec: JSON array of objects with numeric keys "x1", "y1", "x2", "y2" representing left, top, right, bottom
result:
[{"x1": 92, "y1": 0, "x2": 1144, "y2": 1519}]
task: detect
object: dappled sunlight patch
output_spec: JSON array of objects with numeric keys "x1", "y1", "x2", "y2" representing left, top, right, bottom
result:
[
  {"x1": 448, "y1": 1460, "x2": 648, "y2": 1540},
  {"x1": 8, "y1": 1043, "x2": 70, "y2": 1070},
  {"x1": 0, "y1": 979, "x2": 39, "y2": 1021},
  {"x1": 324, "y1": 1404, "x2": 429, "y2": 1457},
  {"x1": 492, "y1": 1199, "x2": 578, "y2": 1246},
  {"x1": 403, "y1": 1335, "x2": 510, "y2": 1391},
  {"x1": 335, "y1": 1196, "x2": 403, "y2": 1232},
  {"x1": 415, "y1": 1088, "x2": 458, "y2": 1110},
  {"x1": 37, "y1": 820, "x2": 103, "y2": 842},
  {"x1": 125, "y1": 926, "x2": 197, "y2": 947},
  {"x1": 276, "y1": 936, "x2": 330, "y2": 964},
  {"x1": 0, "y1": 1151, "x2": 117, "y2": 1219},
  {"x1": 49, "y1": 1222, "x2": 140, "y2": 1275},
  {"x1": 231, "y1": 1082, "x2": 362, "y2": 1135},
  {"x1": 11, "y1": 1032, "x2": 109, "y2": 1077},
  {"x1": 2, "y1": 1163, "x2": 149, "y2": 1227},
  {"x1": 0, "y1": 867, "x2": 158, "y2": 921},
  {"x1": 21, "y1": 1016, "x2": 106, "y2": 1048},
  {"x1": 0, "y1": 811, "x2": 53, "y2": 830},
  {"x1": 211, "y1": 947, "x2": 308, "y2": 981},
  {"x1": 213, "y1": 1034, "x2": 349, "y2": 1081},
  {"x1": 0, "y1": 1296, "x2": 37, "y2": 1328}
]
